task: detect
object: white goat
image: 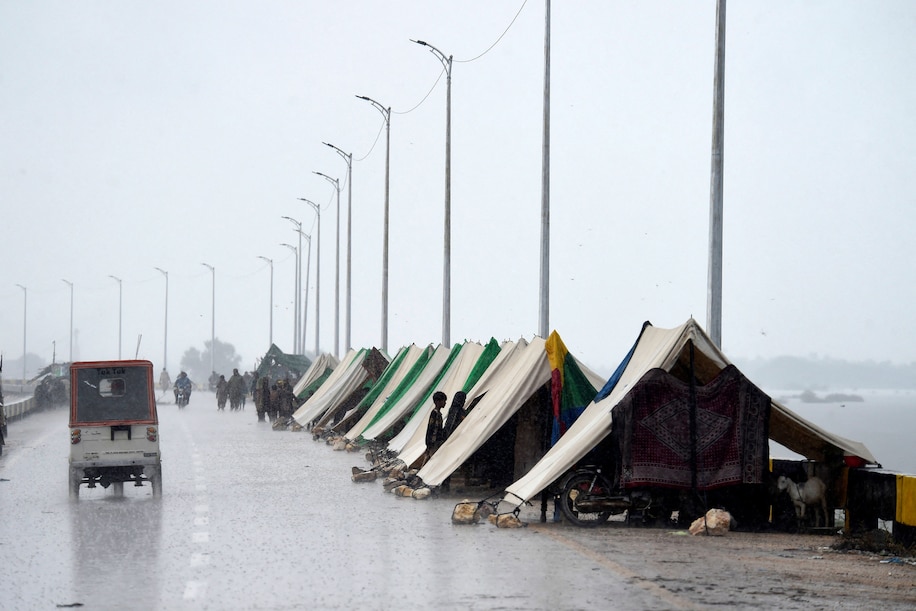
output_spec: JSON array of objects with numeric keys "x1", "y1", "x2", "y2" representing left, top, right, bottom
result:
[{"x1": 777, "y1": 475, "x2": 828, "y2": 527}]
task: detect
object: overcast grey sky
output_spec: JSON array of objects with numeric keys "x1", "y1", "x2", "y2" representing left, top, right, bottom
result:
[{"x1": 2, "y1": 1, "x2": 914, "y2": 377}]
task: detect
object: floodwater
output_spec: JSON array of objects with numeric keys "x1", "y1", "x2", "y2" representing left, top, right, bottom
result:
[
  {"x1": 2, "y1": 393, "x2": 914, "y2": 610},
  {"x1": 770, "y1": 388, "x2": 916, "y2": 473}
]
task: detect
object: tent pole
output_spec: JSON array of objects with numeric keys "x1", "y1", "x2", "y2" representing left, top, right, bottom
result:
[{"x1": 689, "y1": 342, "x2": 698, "y2": 492}]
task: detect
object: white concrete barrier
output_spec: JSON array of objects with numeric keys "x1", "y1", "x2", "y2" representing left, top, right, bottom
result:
[{"x1": 4, "y1": 396, "x2": 37, "y2": 420}]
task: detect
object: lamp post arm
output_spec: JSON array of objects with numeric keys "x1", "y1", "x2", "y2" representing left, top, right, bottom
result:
[
  {"x1": 411, "y1": 39, "x2": 452, "y2": 75},
  {"x1": 356, "y1": 95, "x2": 390, "y2": 123}
]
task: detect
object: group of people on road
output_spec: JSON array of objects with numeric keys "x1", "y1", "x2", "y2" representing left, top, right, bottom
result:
[
  {"x1": 214, "y1": 369, "x2": 248, "y2": 411},
  {"x1": 157, "y1": 366, "x2": 301, "y2": 425},
  {"x1": 252, "y1": 373, "x2": 298, "y2": 424},
  {"x1": 159, "y1": 367, "x2": 255, "y2": 411}
]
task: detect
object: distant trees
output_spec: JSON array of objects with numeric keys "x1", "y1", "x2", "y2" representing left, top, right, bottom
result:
[{"x1": 179, "y1": 338, "x2": 242, "y2": 384}]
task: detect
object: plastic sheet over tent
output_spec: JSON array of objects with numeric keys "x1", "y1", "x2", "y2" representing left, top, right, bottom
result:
[
  {"x1": 255, "y1": 343, "x2": 312, "y2": 379},
  {"x1": 416, "y1": 333, "x2": 606, "y2": 487},
  {"x1": 358, "y1": 345, "x2": 453, "y2": 442},
  {"x1": 502, "y1": 319, "x2": 878, "y2": 508}
]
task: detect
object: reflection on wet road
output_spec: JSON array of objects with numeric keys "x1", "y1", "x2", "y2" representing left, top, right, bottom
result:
[{"x1": 1, "y1": 395, "x2": 655, "y2": 610}]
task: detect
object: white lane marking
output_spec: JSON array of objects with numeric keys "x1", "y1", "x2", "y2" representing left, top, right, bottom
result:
[
  {"x1": 183, "y1": 580, "x2": 208, "y2": 600},
  {"x1": 185, "y1": 426, "x2": 209, "y2": 604}
]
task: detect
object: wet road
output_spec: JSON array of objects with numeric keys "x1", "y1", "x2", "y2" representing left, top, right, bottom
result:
[{"x1": 1, "y1": 394, "x2": 659, "y2": 610}]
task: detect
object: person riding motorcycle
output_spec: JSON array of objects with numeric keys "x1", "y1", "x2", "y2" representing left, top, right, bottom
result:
[{"x1": 174, "y1": 371, "x2": 193, "y2": 405}]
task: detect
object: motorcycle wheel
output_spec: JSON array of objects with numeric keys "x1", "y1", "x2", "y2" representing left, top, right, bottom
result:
[{"x1": 558, "y1": 470, "x2": 614, "y2": 527}]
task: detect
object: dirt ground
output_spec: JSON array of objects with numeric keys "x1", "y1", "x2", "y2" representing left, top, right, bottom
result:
[{"x1": 516, "y1": 510, "x2": 916, "y2": 610}]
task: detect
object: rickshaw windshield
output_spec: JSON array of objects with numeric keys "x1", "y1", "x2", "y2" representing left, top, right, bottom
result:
[{"x1": 72, "y1": 365, "x2": 154, "y2": 424}]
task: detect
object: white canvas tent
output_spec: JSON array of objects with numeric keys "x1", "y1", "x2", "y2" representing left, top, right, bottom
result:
[
  {"x1": 292, "y1": 353, "x2": 339, "y2": 398},
  {"x1": 311, "y1": 348, "x2": 389, "y2": 431},
  {"x1": 416, "y1": 334, "x2": 607, "y2": 487},
  {"x1": 293, "y1": 349, "x2": 376, "y2": 426},
  {"x1": 502, "y1": 318, "x2": 878, "y2": 508},
  {"x1": 358, "y1": 345, "x2": 453, "y2": 442},
  {"x1": 387, "y1": 341, "x2": 486, "y2": 465},
  {"x1": 340, "y1": 344, "x2": 430, "y2": 440}
]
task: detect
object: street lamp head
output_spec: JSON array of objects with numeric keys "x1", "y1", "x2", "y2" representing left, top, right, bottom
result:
[
  {"x1": 357, "y1": 94, "x2": 390, "y2": 120},
  {"x1": 299, "y1": 197, "x2": 320, "y2": 218},
  {"x1": 323, "y1": 142, "x2": 352, "y2": 166},
  {"x1": 281, "y1": 215, "x2": 301, "y2": 228},
  {"x1": 314, "y1": 171, "x2": 339, "y2": 189},
  {"x1": 109, "y1": 275, "x2": 121, "y2": 283},
  {"x1": 201, "y1": 262, "x2": 214, "y2": 272},
  {"x1": 413, "y1": 38, "x2": 451, "y2": 72}
]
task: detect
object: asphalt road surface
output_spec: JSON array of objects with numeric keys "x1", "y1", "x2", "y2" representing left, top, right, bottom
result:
[{"x1": 1, "y1": 393, "x2": 914, "y2": 610}]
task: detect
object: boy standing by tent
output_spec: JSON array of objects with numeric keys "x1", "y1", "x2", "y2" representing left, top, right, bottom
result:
[{"x1": 423, "y1": 392, "x2": 448, "y2": 465}]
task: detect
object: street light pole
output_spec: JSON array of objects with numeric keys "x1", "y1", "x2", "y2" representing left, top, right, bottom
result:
[
  {"x1": 298, "y1": 198, "x2": 321, "y2": 356},
  {"x1": 314, "y1": 171, "x2": 341, "y2": 358},
  {"x1": 15, "y1": 283, "x2": 26, "y2": 383},
  {"x1": 257, "y1": 256, "x2": 274, "y2": 347},
  {"x1": 108, "y1": 275, "x2": 122, "y2": 359},
  {"x1": 154, "y1": 268, "x2": 168, "y2": 371},
  {"x1": 282, "y1": 216, "x2": 303, "y2": 354},
  {"x1": 324, "y1": 142, "x2": 353, "y2": 352},
  {"x1": 201, "y1": 263, "x2": 215, "y2": 376},
  {"x1": 707, "y1": 0, "x2": 727, "y2": 348},
  {"x1": 280, "y1": 243, "x2": 298, "y2": 353},
  {"x1": 413, "y1": 38, "x2": 452, "y2": 347},
  {"x1": 357, "y1": 95, "x2": 391, "y2": 352},
  {"x1": 539, "y1": 1, "x2": 551, "y2": 339},
  {"x1": 295, "y1": 230, "x2": 312, "y2": 355},
  {"x1": 62, "y1": 279, "x2": 74, "y2": 363}
]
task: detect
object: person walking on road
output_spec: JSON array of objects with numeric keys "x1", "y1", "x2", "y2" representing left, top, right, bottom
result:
[
  {"x1": 215, "y1": 374, "x2": 229, "y2": 411},
  {"x1": 227, "y1": 368, "x2": 245, "y2": 411},
  {"x1": 159, "y1": 368, "x2": 171, "y2": 393}
]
